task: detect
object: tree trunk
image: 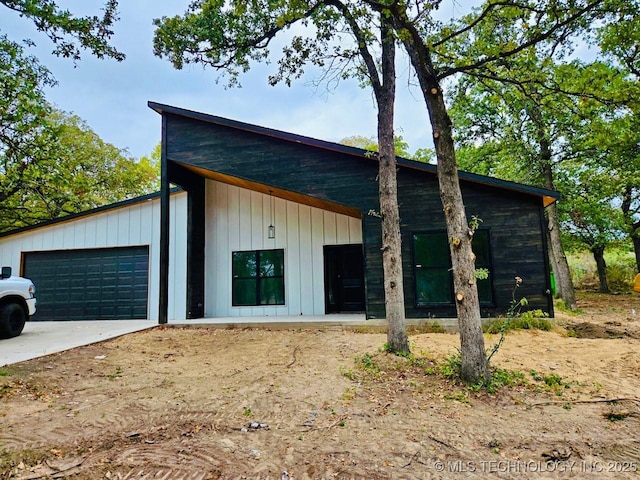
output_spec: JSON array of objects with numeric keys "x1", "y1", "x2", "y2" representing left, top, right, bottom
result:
[
  {"x1": 532, "y1": 109, "x2": 578, "y2": 310},
  {"x1": 621, "y1": 186, "x2": 640, "y2": 272},
  {"x1": 632, "y1": 234, "x2": 640, "y2": 274},
  {"x1": 546, "y1": 201, "x2": 577, "y2": 309},
  {"x1": 377, "y1": 17, "x2": 408, "y2": 354},
  {"x1": 395, "y1": 18, "x2": 489, "y2": 383},
  {"x1": 592, "y1": 245, "x2": 609, "y2": 293}
]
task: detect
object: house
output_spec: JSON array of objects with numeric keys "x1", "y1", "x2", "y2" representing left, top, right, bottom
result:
[{"x1": 0, "y1": 102, "x2": 559, "y2": 322}]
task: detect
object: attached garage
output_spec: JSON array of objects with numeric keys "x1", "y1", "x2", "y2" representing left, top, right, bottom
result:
[
  {"x1": 0, "y1": 190, "x2": 188, "y2": 322},
  {"x1": 23, "y1": 246, "x2": 149, "y2": 321}
]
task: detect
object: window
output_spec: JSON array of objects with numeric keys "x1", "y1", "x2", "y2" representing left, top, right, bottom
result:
[
  {"x1": 232, "y1": 249, "x2": 285, "y2": 306},
  {"x1": 413, "y1": 231, "x2": 493, "y2": 306}
]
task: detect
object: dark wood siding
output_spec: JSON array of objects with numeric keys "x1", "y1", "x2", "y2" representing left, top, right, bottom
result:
[
  {"x1": 164, "y1": 113, "x2": 552, "y2": 319},
  {"x1": 396, "y1": 170, "x2": 552, "y2": 318}
]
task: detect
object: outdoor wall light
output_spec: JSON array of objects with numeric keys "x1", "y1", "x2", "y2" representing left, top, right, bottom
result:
[{"x1": 268, "y1": 190, "x2": 276, "y2": 239}]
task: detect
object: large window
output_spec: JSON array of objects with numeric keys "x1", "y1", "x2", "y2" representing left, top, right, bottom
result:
[
  {"x1": 232, "y1": 249, "x2": 285, "y2": 306},
  {"x1": 413, "y1": 230, "x2": 493, "y2": 306}
]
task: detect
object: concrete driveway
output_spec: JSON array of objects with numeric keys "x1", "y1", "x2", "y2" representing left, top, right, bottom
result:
[{"x1": 0, "y1": 320, "x2": 155, "y2": 366}]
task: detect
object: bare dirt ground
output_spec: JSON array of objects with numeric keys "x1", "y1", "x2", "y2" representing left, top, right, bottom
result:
[{"x1": 1, "y1": 291, "x2": 640, "y2": 480}]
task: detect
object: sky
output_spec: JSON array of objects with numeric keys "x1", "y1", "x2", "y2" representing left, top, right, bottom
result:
[{"x1": 0, "y1": 1, "x2": 474, "y2": 160}]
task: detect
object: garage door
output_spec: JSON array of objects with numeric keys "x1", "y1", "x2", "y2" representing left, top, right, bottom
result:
[{"x1": 23, "y1": 246, "x2": 149, "y2": 321}]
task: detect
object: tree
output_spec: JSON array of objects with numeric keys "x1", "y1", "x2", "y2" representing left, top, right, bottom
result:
[
  {"x1": 153, "y1": 0, "x2": 606, "y2": 383},
  {"x1": 381, "y1": 0, "x2": 607, "y2": 379},
  {"x1": 0, "y1": 0, "x2": 124, "y2": 62},
  {"x1": 561, "y1": 173, "x2": 624, "y2": 293},
  {"x1": 0, "y1": 1, "x2": 144, "y2": 233},
  {"x1": 447, "y1": 58, "x2": 593, "y2": 309},
  {"x1": 0, "y1": 35, "x2": 57, "y2": 225},
  {"x1": 341, "y1": 134, "x2": 411, "y2": 157},
  {"x1": 341, "y1": 134, "x2": 434, "y2": 162},
  {"x1": 0, "y1": 108, "x2": 159, "y2": 232},
  {"x1": 597, "y1": 1, "x2": 640, "y2": 271}
]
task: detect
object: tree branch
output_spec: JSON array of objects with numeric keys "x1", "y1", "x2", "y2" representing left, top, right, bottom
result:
[{"x1": 438, "y1": 0, "x2": 605, "y2": 80}]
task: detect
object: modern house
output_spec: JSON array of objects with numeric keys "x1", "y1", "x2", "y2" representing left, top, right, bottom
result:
[{"x1": 0, "y1": 102, "x2": 559, "y2": 322}]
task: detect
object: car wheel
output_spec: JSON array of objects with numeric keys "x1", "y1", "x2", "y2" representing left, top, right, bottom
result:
[{"x1": 0, "y1": 303, "x2": 27, "y2": 339}]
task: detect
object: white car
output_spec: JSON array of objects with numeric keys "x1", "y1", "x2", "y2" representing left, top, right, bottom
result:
[{"x1": 0, "y1": 266, "x2": 37, "y2": 339}]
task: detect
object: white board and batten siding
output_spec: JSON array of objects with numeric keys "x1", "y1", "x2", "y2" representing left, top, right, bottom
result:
[
  {"x1": 205, "y1": 180, "x2": 363, "y2": 317},
  {"x1": 0, "y1": 192, "x2": 188, "y2": 321}
]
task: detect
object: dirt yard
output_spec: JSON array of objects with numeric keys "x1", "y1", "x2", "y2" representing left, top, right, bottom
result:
[{"x1": 1, "y1": 291, "x2": 639, "y2": 479}]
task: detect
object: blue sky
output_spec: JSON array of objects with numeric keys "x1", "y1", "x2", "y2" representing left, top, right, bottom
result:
[{"x1": 0, "y1": 1, "x2": 479, "y2": 160}]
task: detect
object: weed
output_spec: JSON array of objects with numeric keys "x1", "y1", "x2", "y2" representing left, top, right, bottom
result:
[
  {"x1": 438, "y1": 352, "x2": 462, "y2": 379},
  {"x1": 0, "y1": 369, "x2": 9, "y2": 377},
  {"x1": 340, "y1": 366, "x2": 356, "y2": 381},
  {"x1": 444, "y1": 390, "x2": 469, "y2": 403},
  {"x1": 356, "y1": 353, "x2": 381, "y2": 376},
  {"x1": 243, "y1": 407, "x2": 252, "y2": 417},
  {"x1": 341, "y1": 387, "x2": 357, "y2": 401},
  {"x1": 543, "y1": 373, "x2": 564, "y2": 387},
  {"x1": 528, "y1": 372, "x2": 572, "y2": 395},
  {"x1": 108, "y1": 366, "x2": 122, "y2": 381},
  {"x1": 604, "y1": 410, "x2": 631, "y2": 422}
]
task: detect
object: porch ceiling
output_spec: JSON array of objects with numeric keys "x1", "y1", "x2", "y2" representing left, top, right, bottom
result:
[{"x1": 176, "y1": 161, "x2": 362, "y2": 219}]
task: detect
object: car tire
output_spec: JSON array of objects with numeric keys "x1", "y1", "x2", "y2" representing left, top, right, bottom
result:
[{"x1": 0, "y1": 303, "x2": 27, "y2": 339}]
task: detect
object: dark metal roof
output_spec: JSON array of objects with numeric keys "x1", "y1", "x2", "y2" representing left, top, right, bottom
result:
[
  {"x1": 0, "y1": 188, "x2": 183, "y2": 239},
  {"x1": 148, "y1": 101, "x2": 560, "y2": 206}
]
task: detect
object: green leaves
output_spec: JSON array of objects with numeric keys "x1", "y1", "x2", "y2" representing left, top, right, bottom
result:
[
  {"x1": 0, "y1": 0, "x2": 125, "y2": 62},
  {"x1": 0, "y1": 60, "x2": 160, "y2": 233}
]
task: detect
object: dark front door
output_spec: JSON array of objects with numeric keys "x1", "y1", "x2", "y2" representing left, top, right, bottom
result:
[{"x1": 324, "y1": 244, "x2": 365, "y2": 313}]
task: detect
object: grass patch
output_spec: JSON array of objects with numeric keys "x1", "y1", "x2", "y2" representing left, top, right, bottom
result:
[
  {"x1": 483, "y1": 311, "x2": 552, "y2": 334},
  {"x1": 529, "y1": 370, "x2": 572, "y2": 395},
  {"x1": 355, "y1": 353, "x2": 382, "y2": 376},
  {"x1": 407, "y1": 321, "x2": 447, "y2": 334},
  {"x1": 0, "y1": 447, "x2": 49, "y2": 473}
]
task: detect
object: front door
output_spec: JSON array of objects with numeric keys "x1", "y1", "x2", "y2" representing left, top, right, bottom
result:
[{"x1": 324, "y1": 245, "x2": 365, "y2": 313}]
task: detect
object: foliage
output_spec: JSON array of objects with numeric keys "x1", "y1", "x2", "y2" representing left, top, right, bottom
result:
[
  {"x1": 567, "y1": 247, "x2": 637, "y2": 291},
  {"x1": 0, "y1": 36, "x2": 57, "y2": 216},
  {"x1": 340, "y1": 134, "x2": 433, "y2": 162},
  {"x1": 0, "y1": 2, "x2": 141, "y2": 233},
  {"x1": 437, "y1": 351, "x2": 527, "y2": 394},
  {"x1": 0, "y1": 0, "x2": 125, "y2": 62},
  {"x1": 529, "y1": 370, "x2": 572, "y2": 395},
  {"x1": 483, "y1": 313, "x2": 552, "y2": 334},
  {"x1": 0, "y1": 108, "x2": 160, "y2": 233}
]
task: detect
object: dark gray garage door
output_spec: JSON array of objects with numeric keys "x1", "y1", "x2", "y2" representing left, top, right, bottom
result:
[{"x1": 23, "y1": 246, "x2": 149, "y2": 321}]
